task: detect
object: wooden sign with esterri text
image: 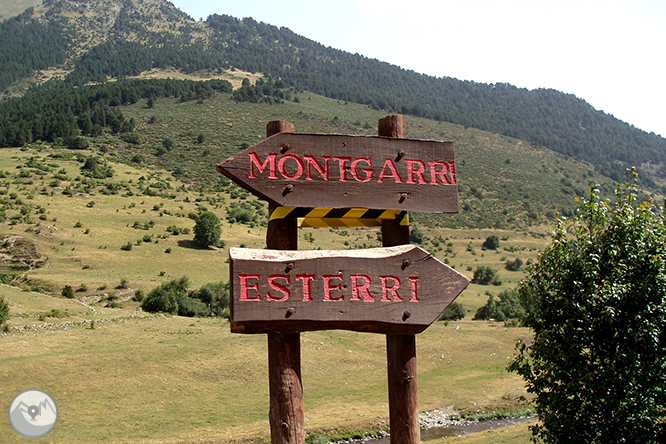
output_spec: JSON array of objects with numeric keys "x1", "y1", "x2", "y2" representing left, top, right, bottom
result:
[
  {"x1": 217, "y1": 133, "x2": 458, "y2": 213},
  {"x1": 229, "y1": 245, "x2": 470, "y2": 334}
]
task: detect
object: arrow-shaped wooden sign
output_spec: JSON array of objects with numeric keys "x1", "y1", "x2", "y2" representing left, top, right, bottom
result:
[
  {"x1": 217, "y1": 133, "x2": 458, "y2": 213},
  {"x1": 229, "y1": 245, "x2": 470, "y2": 334}
]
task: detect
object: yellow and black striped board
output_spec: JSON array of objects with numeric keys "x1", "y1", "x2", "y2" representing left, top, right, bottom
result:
[{"x1": 269, "y1": 207, "x2": 409, "y2": 228}]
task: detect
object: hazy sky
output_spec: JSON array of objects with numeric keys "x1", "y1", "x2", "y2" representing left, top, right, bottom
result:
[{"x1": 169, "y1": 0, "x2": 666, "y2": 137}]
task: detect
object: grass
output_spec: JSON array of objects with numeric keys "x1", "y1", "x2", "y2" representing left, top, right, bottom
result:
[
  {"x1": 132, "y1": 67, "x2": 264, "y2": 90},
  {"x1": 0, "y1": 89, "x2": 574, "y2": 443},
  {"x1": 0, "y1": 302, "x2": 532, "y2": 443},
  {"x1": 116, "y1": 89, "x2": 632, "y2": 231},
  {"x1": 0, "y1": 141, "x2": 547, "y2": 310}
]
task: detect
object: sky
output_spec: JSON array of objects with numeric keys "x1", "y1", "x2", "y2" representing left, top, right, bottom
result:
[{"x1": 169, "y1": 0, "x2": 666, "y2": 138}]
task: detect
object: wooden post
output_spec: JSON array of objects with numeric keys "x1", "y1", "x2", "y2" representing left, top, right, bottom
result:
[
  {"x1": 380, "y1": 115, "x2": 420, "y2": 444},
  {"x1": 266, "y1": 121, "x2": 304, "y2": 444}
]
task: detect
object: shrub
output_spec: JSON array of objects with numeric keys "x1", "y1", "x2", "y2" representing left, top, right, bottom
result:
[
  {"x1": 409, "y1": 224, "x2": 426, "y2": 244},
  {"x1": 132, "y1": 289, "x2": 145, "y2": 302},
  {"x1": 66, "y1": 136, "x2": 90, "y2": 150},
  {"x1": 191, "y1": 281, "x2": 230, "y2": 318},
  {"x1": 61, "y1": 285, "x2": 75, "y2": 299},
  {"x1": 166, "y1": 225, "x2": 188, "y2": 235},
  {"x1": 504, "y1": 257, "x2": 523, "y2": 271},
  {"x1": 227, "y1": 204, "x2": 257, "y2": 224},
  {"x1": 471, "y1": 266, "x2": 502, "y2": 285},
  {"x1": 510, "y1": 173, "x2": 666, "y2": 442},
  {"x1": 131, "y1": 154, "x2": 146, "y2": 164},
  {"x1": 141, "y1": 277, "x2": 213, "y2": 317},
  {"x1": 175, "y1": 294, "x2": 210, "y2": 317},
  {"x1": 481, "y1": 235, "x2": 500, "y2": 250},
  {"x1": 141, "y1": 282, "x2": 180, "y2": 314},
  {"x1": 40, "y1": 309, "x2": 69, "y2": 320},
  {"x1": 122, "y1": 132, "x2": 146, "y2": 145},
  {"x1": 140, "y1": 278, "x2": 231, "y2": 318},
  {"x1": 0, "y1": 273, "x2": 19, "y2": 285},
  {"x1": 80, "y1": 156, "x2": 114, "y2": 179},
  {"x1": 120, "y1": 241, "x2": 133, "y2": 251},
  {"x1": 162, "y1": 136, "x2": 176, "y2": 151},
  {"x1": 439, "y1": 301, "x2": 465, "y2": 321},
  {"x1": 473, "y1": 289, "x2": 524, "y2": 321}
]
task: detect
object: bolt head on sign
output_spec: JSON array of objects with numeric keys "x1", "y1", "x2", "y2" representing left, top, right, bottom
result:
[
  {"x1": 229, "y1": 245, "x2": 470, "y2": 334},
  {"x1": 216, "y1": 133, "x2": 458, "y2": 213}
]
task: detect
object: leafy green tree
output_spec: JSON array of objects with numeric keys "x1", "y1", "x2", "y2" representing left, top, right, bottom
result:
[
  {"x1": 439, "y1": 301, "x2": 465, "y2": 321},
  {"x1": 409, "y1": 224, "x2": 426, "y2": 244},
  {"x1": 141, "y1": 277, "x2": 190, "y2": 315},
  {"x1": 473, "y1": 289, "x2": 523, "y2": 321},
  {"x1": 471, "y1": 266, "x2": 502, "y2": 285},
  {"x1": 66, "y1": 136, "x2": 90, "y2": 150},
  {"x1": 189, "y1": 281, "x2": 230, "y2": 318},
  {"x1": 481, "y1": 235, "x2": 500, "y2": 250},
  {"x1": 510, "y1": 174, "x2": 666, "y2": 443},
  {"x1": 193, "y1": 211, "x2": 222, "y2": 248}
]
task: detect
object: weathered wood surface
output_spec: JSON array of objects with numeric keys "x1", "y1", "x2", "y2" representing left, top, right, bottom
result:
[
  {"x1": 387, "y1": 334, "x2": 419, "y2": 444},
  {"x1": 268, "y1": 332, "x2": 303, "y2": 444},
  {"x1": 216, "y1": 133, "x2": 458, "y2": 213},
  {"x1": 265, "y1": 120, "x2": 304, "y2": 444},
  {"x1": 378, "y1": 114, "x2": 404, "y2": 138},
  {"x1": 381, "y1": 114, "x2": 421, "y2": 444},
  {"x1": 229, "y1": 245, "x2": 470, "y2": 334}
]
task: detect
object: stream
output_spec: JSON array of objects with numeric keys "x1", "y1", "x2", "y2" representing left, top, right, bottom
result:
[
  {"x1": 340, "y1": 415, "x2": 536, "y2": 443},
  {"x1": 419, "y1": 415, "x2": 536, "y2": 441}
]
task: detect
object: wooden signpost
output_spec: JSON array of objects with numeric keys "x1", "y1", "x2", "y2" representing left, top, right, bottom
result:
[
  {"x1": 229, "y1": 245, "x2": 469, "y2": 334},
  {"x1": 216, "y1": 134, "x2": 458, "y2": 213},
  {"x1": 218, "y1": 115, "x2": 469, "y2": 444}
]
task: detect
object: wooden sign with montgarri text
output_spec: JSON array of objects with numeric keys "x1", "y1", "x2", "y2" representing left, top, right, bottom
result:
[
  {"x1": 229, "y1": 245, "x2": 470, "y2": 334},
  {"x1": 216, "y1": 133, "x2": 458, "y2": 213}
]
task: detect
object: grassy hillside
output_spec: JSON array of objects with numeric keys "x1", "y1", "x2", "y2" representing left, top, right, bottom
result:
[
  {"x1": 0, "y1": 91, "x2": 559, "y2": 442},
  {"x1": 0, "y1": 88, "x2": 605, "y2": 295},
  {"x1": 0, "y1": 0, "x2": 39, "y2": 21},
  {"x1": 115, "y1": 89, "x2": 639, "y2": 228}
]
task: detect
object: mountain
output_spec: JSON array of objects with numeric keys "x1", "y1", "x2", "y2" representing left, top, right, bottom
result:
[{"x1": 0, "y1": 0, "x2": 665, "y2": 189}]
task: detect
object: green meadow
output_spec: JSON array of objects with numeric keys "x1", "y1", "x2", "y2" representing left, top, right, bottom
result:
[
  {"x1": 0, "y1": 89, "x2": 576, "y2": 442},
  {"x1": 0, "y1": 287, "x2": 534, "y2": 443}
]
